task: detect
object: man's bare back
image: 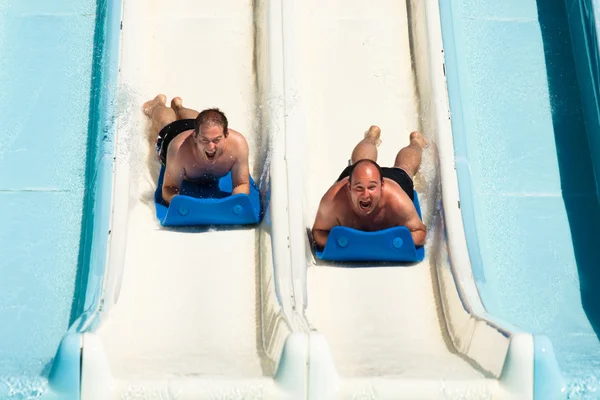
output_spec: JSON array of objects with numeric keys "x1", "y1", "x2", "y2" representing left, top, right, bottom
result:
[
  {"x1": 143, "y1": 95, "x2": 250, "y2": 205},
  {"x1": 312, "y1": 127, "x2": 427, "y2": 250}
]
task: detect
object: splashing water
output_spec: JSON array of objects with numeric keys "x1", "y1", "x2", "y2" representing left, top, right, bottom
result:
[{"x1": 0, "y1": 375, "x2": 48, "y2": 400}]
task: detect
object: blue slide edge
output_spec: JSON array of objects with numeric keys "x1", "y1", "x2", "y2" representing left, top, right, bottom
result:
[
  {"x1": 154, "y1": 166, "x2": 262, "y2": 226},
  {"x1": 437, "y1": 1, "x2": 566, "y2": 398},
  {"x1": 47, "y1": 0, "x2": 123, "y2": 398},
  {"x1": 316, "y1": 191, "x2": 425, "y2": 263},
  {"x1": 533, "y1": 335, "x2": 567, "y2": 399}
]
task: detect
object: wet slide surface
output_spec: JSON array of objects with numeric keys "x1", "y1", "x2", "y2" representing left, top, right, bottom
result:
[
  {"x1": 95, "y1": 0, "x2": 273, "y2": 390},
  {"x1": 0, "y1": 0, "x2": 96, "y2": 396},
  {"x1": 299, "y1": 0, "x2": 487, "y2": 384},
  {"x1": 439, "y1": 0, "x2": 600, "y2": 395}
]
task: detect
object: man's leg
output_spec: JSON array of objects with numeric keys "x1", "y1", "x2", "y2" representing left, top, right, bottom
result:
[
  {"x1": 350, "y1": 125, "x2": 382, "y2": 164},
  {"x1": 171, "y1": 97, "x2": 200, "y2": 120},
  {"x1": 393, "y1": 131, "x2": 427, "y2": 179},
  {"x1": 143, "y1": 94, "x2": 177, "y2": 144}
]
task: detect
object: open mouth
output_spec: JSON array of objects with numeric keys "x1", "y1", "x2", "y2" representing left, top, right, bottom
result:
[
  {"x1": 205, "y1": 150, "x2": 217, "y2": 161},
  {"x1": 359, "y1": 200, "x2": 371, "y2": 211}
]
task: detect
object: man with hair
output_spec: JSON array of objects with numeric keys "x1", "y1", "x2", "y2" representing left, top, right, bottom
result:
[
  {"x1": 312, "y1": 126, "x2": 427, "y2": 250},
  {"x1": 143, "y1": 94, "x2": 250, "y2": 205}
]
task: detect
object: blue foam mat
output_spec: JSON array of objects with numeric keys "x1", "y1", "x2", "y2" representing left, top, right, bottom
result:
[
  {"x1": 154, "y1": 166, "x2": 262, "y2": 226},
  {"x1": 316, "y1": 191, "x2": 425, "y2": 263}
]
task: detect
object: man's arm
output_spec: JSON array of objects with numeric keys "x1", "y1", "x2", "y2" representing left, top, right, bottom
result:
[
  {"x1": 231, "y1": 135, "x2": 250, "y2": 195},
  {"x1": 405, "y1": 217, "x2": 427, "y2": 246},
  {"x1": 162, "y1": 145, "x2": 185, "y2": 205},
  {"x1": 312, "y1": 193, "x2": 340, "y2": 250},
  {"x1": 391, "y1": 194, "x2": 427, "y2": 246}
]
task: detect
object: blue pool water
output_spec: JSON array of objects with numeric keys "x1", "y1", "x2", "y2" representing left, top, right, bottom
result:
[
  {"x1": 440, "y1": 0, "x2": 600, "y2": 397},
  {"x1": 0, "y1": 0, "x2": 96, "y2": 397}
]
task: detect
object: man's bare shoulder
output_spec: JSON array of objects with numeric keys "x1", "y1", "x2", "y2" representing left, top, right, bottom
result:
[
  {"x1": 384, "y1": 178, "x2": 412, "y2": 200},
  {"x1": 228, "y1": 129, "x2": 248, "y2": 147},
  {"x1": 165, "y1": 130, "x2": 194, "y2": 164},
  {"x1": 383, "y1": 179, "x2": 419, "y2": 217},
  {"x1": 169, "y1": 129, "x2": 194, "y2": 153},
  {"x1": 222, "y1": 129, "x2": 247, "y2": 163},
  {"x1": 322, "y1": 179, "x2": 347, "y2": 201},
  {"x1": 317, "y1": 180, "x2": 349, "y2": 221}
]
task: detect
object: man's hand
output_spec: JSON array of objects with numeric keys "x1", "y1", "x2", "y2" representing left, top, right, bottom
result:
[
  {"x1": 404, "y1": 210, "x2": 427, "y2": 246},
  {"x1": 162, "y1": 185, "x2": 180, "y2": 205},
  {"x1": 232, "y1": 182, "x2": 250, "y2": 195},
  {"x1": 409, "y1": 225, "x2": 427, "y2": 246},
  {"x1": 312, "y1": 228, "x2": 331, "y2": 250}
]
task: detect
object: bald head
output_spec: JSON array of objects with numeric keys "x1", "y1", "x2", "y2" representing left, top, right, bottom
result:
[{"x1": 349, "y1": 159, "x2": 383, "y2": 184}]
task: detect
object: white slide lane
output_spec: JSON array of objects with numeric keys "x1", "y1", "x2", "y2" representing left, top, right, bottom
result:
[
  {"x1": 296, "y1": 0, "x2": 524, "y2": 397},
  {"x1": 97, "y1": 0, "x2": 266, "y2": 388},
  {"x1": 301, "y1": 0, "x2": 480, "y2": 380},
  {"x1": 79, "y1": 0, "x2": 308, "y2": 398},
  {"x1": 105, "y1": 1, "x2": 262, "y2": 379}
]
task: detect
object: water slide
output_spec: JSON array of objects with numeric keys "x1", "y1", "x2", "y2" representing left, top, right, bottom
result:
[
  {"x1": 74, "y1": 0, "x2": 308, "y2": 398},
  {"x1": 439, "y1": 0, "x2": 600, "y2": 397},
  {"x1": 27, "y1": 0, "x2": 598, "y2": 399},
  {"x1": 0, "y1": 1, "x2": 97, "y2": 398},
  {"x1": 293, "y1": 0, "x2": 549, "y2": 398}
]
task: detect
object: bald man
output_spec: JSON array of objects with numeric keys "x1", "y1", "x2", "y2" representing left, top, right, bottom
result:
[
  {"x1": 143, "y1": 94, "x2": 250, "y2": 205},
  {"x1": 312, "y1": 126, "x2": 427, "y2": 250}
]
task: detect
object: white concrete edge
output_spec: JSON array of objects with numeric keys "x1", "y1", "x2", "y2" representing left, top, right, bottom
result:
[
  {"x1": 265, "y1": 0, "x2": 314, "y2": 393},
  {"x1": 93, "y1": 0, "x2": 134, "y2": 325},
  {"x1": 261, "y1": 0, "x2": 303, "y2": 326},
  {"x1": 421, "y1": 0, "x2": 534, "y2": 396},
  {"x1": 307, "y1": 332, "x2": 340, "y2": 400},
  {"x1": 498, "y1": 333, "x2": 536, "y2": 399},
  {"x1": 80, "y1": 0, "x2": 141, "y2": 395},
  {"x1": 81, "y1": 331, "x2": 307, "y2": 400},
  {"x1": 81, "y1": 333, "x2": 116, "y2": 400},
  {"x1": 277, "y1": 0, "x2": 341, "y2": 396},
  {"x1": 255, "y1": 0, "x2": 310, "y2": 392},
  {"x1": 280, "y1": 0, "x2": 309, "y2": 317}
]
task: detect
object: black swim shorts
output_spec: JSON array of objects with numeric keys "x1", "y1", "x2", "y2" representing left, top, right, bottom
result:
[
  {"x1": 156, "y1": 119, "x2": 195, "y2": 165},
  {"x1": 337, "y1": 165, "x2": 415, "y2": 201}
]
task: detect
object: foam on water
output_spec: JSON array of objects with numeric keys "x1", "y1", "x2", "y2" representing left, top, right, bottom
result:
[{"x1": 0, "y1": 374, "x2": 47, "y2": 399}]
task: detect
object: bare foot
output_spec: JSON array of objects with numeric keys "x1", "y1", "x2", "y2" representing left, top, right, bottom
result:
[
  {"x1": 171, "y1": 96, "x2": 183, "y2": 110},
  {"x1": 142, "y1": 94, "x2": 167, "y2": 117},
  {"x1": 364, "y1": 125, "x2": 382, "y2": 147},
  {"x1": 409, "y1": 131, "x2": 428, "y2": 149}
]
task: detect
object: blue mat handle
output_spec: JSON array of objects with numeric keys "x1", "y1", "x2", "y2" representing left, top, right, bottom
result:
[
  {"x1": 154, "y1": 166, "x2": 262, "y2": 227},
  {"x1": 315, "y1": 191, "x2": 425, "y2": 263}
]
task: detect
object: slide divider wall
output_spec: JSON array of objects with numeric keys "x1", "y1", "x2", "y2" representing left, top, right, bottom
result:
[
  {"x1": 48, "y1": 0, "x2": 123, "y2": 398},
  {"x1": 435, "y1": 0, "x2": 565, "y2": 398}
]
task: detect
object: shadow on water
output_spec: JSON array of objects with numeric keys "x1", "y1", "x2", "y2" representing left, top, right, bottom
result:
[
  {"x1": 69, "y1": 0, "x2": 108, "y2": 327},
  {"x1": 536, "y1": 0, "x2": 600, "y2": 339}
]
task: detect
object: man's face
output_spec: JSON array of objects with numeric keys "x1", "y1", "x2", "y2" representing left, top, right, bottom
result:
[
  {"x1": 195, "y1": 124, "x2": 226, "y2": 164},
  {"x1": 348, "y1": 165, "x2": 383, "y2": 216}
]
